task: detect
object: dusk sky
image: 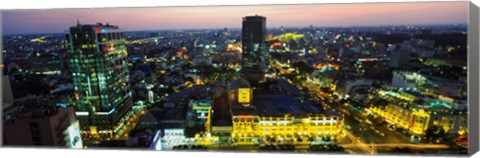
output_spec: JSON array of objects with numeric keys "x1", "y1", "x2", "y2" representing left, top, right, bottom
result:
[{"x1": 1, "y1": 2, "x2": 469, "y2": 34}]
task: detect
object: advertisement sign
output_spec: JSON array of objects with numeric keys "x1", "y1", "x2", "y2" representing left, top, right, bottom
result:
[
  {"x1": 148, "y1": 90, "x2": 154, "y2": 103},
  {"x1": 238, "y1": 88, "x2": 252, "y2": 104},
  {"x1": 64, "y1": 121, "x2": 83, "y2": 148}
]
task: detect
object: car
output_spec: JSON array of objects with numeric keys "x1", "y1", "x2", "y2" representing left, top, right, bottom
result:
[
  {"x1": 410, "y1": 135, "x2": 422, "y2": 144},
  {"x1": 378, "y1": 132, "x2": 385, "y2": 137},
  {"x1": 345, "y1": 125, "x2": 352, "y2": 130},
  {"x1": 365, "y1": 120, "x2": 373, "y2": 125},
  {"x1": 387, "y1": 125, "x2": 396, "y2": 131}
]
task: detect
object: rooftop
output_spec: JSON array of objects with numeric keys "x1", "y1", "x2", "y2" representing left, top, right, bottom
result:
[
  {"x1": 243, "y1": 15, "x2": 266, "y2": 21},
  {"x1": 253, "y1": 95, "x2": 320, "y2": 117},
  {"x1": 70, "y1": 22, "x2": 119, "y2": 30},
  {"x1": 275, "y1": 79, "x2": 302, "y2": 96}
]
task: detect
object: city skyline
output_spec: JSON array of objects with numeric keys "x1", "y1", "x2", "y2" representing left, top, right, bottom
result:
[
  {"x1": 1, "y1": 2, "x2": 470, "y2": 155},
  {"x1": 2, "y1": 1, "x2": 468, "y2": 34}
]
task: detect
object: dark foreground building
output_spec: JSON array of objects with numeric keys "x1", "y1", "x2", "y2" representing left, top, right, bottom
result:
[{"x1": 3, "y1": 96, "x2": 82, "y2": 148}]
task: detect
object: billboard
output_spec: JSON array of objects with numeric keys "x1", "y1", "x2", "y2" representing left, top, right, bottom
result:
[
  {"x1": 238, "y1": 88, "x2": 252, "y2": 104},
  {"x1": 64, "y1": 120, "x2": 83, "y2": 149}
]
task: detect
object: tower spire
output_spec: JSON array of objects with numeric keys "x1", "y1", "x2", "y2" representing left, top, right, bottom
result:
[{"x1": 76, "y1": 15, "x2": 80, "y2": 26}]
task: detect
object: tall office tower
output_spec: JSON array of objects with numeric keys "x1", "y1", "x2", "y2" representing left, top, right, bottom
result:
[
  {"x1": 241, "y1": 15, "x2": 267, "y2": 83},
  {"x1": 66, "y1": 22, "x2": 133, "y2": 140},
  {"x1": 389, "y1": 46, "x2": 411, "y2": 68}
]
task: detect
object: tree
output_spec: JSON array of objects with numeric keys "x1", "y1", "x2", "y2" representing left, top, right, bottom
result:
[
  {"x1": 322, "y1": 136, "x2": 331, "y2": 142},
  {"x1": 226, "y1": 68, "x2": 237, "y2": 80},
  {"x1": 425, "y1": 125, "x2": 446, "y2": 142},
  {"x1": 185, "y1": 77, "x2": 195, "y2": 83},
  {"x1": 308, "y1": 136, "x2": 315, "y2": 142},
  {"x1": 165, "y1": 86, "x2": 175, "y2": 94},
  {"x1": 368, "y1": 98, "x2": 389, "y2": 109},
  {"x1": 184, "y1": 125, "x2": 204, "y2": 137},
  {"x1": 181, "y1": 62, "x2": 193, "y2": 71},
  {"x1": 375, "y1": 98, "x2": 389, "y2": 106},
  {"x1": 297, "y1": 137, "x2": 303, "y2": 142},
  {"x1": 269, "y1": 137, "x2": 276, "y2": 142},
  {"x1": 292, "y1": 61, "x2": 314, "y2": 75}
]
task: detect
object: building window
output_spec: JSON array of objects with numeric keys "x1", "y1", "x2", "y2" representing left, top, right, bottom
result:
[{"x1": 29, "y1": 122, "x2": 43, "y2": 145}]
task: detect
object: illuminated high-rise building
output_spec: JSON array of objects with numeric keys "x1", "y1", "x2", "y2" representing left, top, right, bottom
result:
[
  {"x1": 241, "y1": 15, "x2": 267, "y2": 83},
  {"x1": 66, "y1": 22, "x2": 133, "y2": 140}
]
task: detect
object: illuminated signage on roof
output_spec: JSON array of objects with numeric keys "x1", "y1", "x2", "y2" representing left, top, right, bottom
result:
[
  {"x1": 56, "y1": 103, "x2": 67, "y2": 108},
  {"x1": 95, "y1": 108, "x2": 115, "y2": 115},
  {"x1": 238, "y1": 88, "x2": 252, "y2": 104}
]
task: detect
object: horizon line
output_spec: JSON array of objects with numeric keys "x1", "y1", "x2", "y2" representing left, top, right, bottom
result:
[{"x1": 3, "y1": 22, "x2": 468, "y2": 36}]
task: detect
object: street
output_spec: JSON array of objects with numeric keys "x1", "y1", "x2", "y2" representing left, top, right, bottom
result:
[{"x1": 275, "y1": 63, "x2": 450, "y2": 155}]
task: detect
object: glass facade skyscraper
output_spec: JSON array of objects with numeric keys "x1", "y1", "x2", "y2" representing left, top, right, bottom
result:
[
  {"x1": 66, "y1": 22, "x2": 133, "y2": 140},
  {"x1": 241, "y1": 15, "x2": 267, "y2": 82}
]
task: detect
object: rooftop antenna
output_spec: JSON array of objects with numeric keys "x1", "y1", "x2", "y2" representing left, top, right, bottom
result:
[{"x1": 76, "y1": 15, "x2": 80, "y2": 26}]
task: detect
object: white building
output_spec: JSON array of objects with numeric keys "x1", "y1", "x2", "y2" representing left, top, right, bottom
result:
[
  {"x1": 337, "y1": 79, "x2": 374, "y2": 100},
  {"x1": 391, "y1": 71, "x2": 426, "y2": 89}
]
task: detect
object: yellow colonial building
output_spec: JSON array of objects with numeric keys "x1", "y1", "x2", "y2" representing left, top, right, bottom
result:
[
  {"x1": 369, "y1": 104, "x2": 430, "y2": 135},
  {"x1": 231, "y1": 114, "x2": 344, "y2": 144},
  {"x1": 228, "y1": 81, "x2": 345, "y2": 145},
  {"x1": 368, "y1": 90, "x2": 468, "y2": 136}
]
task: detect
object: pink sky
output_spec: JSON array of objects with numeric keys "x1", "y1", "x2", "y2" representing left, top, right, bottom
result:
[{"x1": 2, "y1": 2, "x2": 469, "y2": 34}]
